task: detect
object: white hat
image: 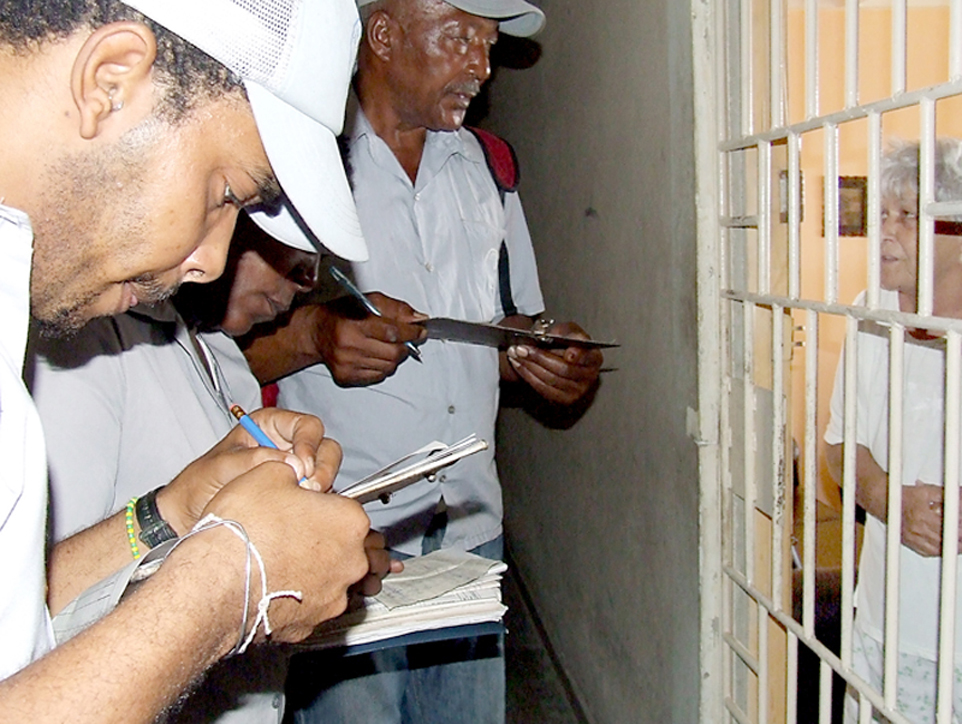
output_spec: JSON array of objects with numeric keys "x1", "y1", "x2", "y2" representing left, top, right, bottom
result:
[
  {"x1": 357, "y1": 0, "x2": 545, "y2": 37},
  {"x1": 119, "y1": 0, "x2": 369, "y2": 261}
]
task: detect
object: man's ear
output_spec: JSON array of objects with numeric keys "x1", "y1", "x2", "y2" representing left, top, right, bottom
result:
[
  {"x1": 365, "y1": 9, "x2": 398, "y2": 63},
  {"x1": 70, "y1": 21, "x2": 157, "y2": 140}
]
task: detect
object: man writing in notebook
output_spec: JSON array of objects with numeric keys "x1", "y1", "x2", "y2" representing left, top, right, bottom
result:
[
  {"x1": 0, "y1": 1, "x2": 377, "y2": 721},
  {"x1": 241, "y1": 1, "x2": 604, "y2": 721}
]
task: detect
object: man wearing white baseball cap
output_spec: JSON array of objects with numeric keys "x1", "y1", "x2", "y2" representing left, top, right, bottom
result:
[
  {"x1": 240, "y1": 1, "x2": 602, "y2": 722},
  {"x1": 0, "y1": 1, "x2": 386, "y2": 721}
]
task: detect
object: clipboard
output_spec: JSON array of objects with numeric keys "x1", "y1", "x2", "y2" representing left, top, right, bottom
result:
[
  {"x1": 417, "y1": 318, "x2": 619, "y2": 350},
  {"x1": 339, "y1": 435, "x2": 488, "y2": 504}
]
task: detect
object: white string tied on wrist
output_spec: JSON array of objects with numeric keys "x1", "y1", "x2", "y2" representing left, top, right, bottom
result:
[{"x1": 173, "y1": 513, "x2": 303, "y2": 656}]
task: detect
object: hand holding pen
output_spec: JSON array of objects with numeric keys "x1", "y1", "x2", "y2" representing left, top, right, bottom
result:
[
  {"x1": 230, "y1": 405, "x2": 336, "y2": 491},
  {"x1": 330, "y1": 266, "x2": 423, "y2": 363}
]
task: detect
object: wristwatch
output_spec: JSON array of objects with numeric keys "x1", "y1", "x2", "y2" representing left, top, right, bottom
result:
[{"x1": 135, "y1": 487, "x2": 179, "y2": 548}]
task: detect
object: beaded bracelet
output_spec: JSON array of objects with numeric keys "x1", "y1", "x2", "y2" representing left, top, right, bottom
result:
[{"x1": 125, "y1": 498, "x2": 141, "y2": 560}]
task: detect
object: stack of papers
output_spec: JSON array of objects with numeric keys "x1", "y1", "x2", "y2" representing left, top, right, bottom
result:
[{"x1": 295, "y1": 549, "x2": 508, "y2": 651}]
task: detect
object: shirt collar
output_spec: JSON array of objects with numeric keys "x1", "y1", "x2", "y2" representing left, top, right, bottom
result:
[{"x1": 348, "y1": 105, "x2": 485, "y2": 183}]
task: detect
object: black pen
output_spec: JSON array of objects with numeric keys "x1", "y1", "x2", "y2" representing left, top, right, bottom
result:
[{"x1": 330, "y1": 266, "x2": 422, "y2": 362}]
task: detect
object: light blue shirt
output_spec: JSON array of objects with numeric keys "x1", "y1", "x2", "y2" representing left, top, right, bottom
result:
[{"x1": 278, "y1": 108, "x2": 544, "y2": 556}]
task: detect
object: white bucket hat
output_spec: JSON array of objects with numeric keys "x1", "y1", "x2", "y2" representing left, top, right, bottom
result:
[
  {"x1": 357, "y1": 0, "x2": 545, "y2": 37},
  {"x1": 120, "y1": 0, "x2": 368, "y2": 261}
]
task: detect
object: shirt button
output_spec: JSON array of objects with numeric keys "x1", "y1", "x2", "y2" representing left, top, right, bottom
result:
[
  {"x1": 448, "y1": 405, "x2": 456, "y2": 414},
  {"x1": 439, "y1": 474, "x2": 447, "y2": 482},
  {"x1": 425, "y1": 262, "x2": 434, "y2": 272},
  {"x1": 414, "y1": 192, "x2": 422, "y2": 201},
  {"x1": 272, "y1": 694, "x2": 282, "y2": 708}
]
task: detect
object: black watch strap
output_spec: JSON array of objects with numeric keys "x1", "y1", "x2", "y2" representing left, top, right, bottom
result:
[{"x1": 136, "y1": 487, "x2": 179, "y2": 548}]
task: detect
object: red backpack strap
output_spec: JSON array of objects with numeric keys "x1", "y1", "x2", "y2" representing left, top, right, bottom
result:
[
  {"x1": 260, "y1": 382, "x2": 279, "y2": 408},
  {"x1": 466, "y1": 126, "x2": 519, "y2": 198}
]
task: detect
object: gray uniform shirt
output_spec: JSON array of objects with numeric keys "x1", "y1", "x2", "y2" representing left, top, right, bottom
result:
[
  {"x1": 28, "y1": 302, "x2": 282, "y2": 724},
  {"x1": 277, "y1": 108, "x2": 544, "y2": 556}
]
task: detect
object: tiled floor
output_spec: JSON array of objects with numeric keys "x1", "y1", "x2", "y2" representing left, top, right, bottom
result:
[{"x1": 503, "y1": 559, "x2": 586, "y2": 724}]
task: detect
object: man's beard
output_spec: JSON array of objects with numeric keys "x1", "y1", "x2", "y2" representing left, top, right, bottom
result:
[{"x1": 34, "y1": 275, "x2": 181, "y2": 339}]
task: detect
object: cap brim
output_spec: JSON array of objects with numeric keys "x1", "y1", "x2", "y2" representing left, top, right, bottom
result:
[
  {"x1": 443, "y1": 0, "x2": 546, "y2": 36},
  {"x1": 245, "y1": 81, "x2": 368, "y2": 262},
  {"x1": 357, "y1": 0, "x2": 544, "y2": 36}
]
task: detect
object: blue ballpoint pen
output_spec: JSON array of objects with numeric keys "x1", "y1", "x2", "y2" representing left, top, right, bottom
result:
[
  {"x1": 330, "y1": 265, "x2": 423, "y2": 362},
  {"x1": 230, "y1": 404, "x2": 310, "y2": 487}
]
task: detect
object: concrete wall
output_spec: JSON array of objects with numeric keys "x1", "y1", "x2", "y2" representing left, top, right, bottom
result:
[{"x1": 482, "y1": 1, "x2": 702, "y2": 722}]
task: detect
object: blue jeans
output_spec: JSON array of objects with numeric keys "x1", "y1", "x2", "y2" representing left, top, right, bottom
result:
[{"x1": 287, "y1": 531, "x2": 505, "y2": 724}]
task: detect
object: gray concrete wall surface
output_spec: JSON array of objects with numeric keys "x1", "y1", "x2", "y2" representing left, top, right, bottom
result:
[{"x1": 480, "y1": 1, "x2": 702, "y2": 721}]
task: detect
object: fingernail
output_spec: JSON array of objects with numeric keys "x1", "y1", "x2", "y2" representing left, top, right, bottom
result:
[{"x1": 515, "y1": 346, "x2": 529, "y2": 359}]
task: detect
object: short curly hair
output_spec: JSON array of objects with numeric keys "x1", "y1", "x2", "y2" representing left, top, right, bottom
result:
[
  {"x1": 0, "y1": 0, "x2": 245, "y2": 120},
  {"x1": 882, "y1": 138, "x2": 962, "y2": 221}
]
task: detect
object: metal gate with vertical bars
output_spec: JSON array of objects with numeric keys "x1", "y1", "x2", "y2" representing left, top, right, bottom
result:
[{"x1": 695, "y1": 1, "x2": 962, "y2": 722}]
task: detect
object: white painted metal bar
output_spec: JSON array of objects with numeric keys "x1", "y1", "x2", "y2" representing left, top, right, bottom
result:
[
  {"x1": 917, "y1": 100, "x2": 936, "y2": 318},
  {"x1": 758, "y1": 142, "x2": 772, "y2": 294},
  {"x1": 858, "y1": 692, "x2": 872, "y2": 724},
  {"x1": 824, "y1": 124, "x2": 840, "y2": 305},
  {"x1": 866, "y1": 113, "x2": 882, "y2": 311},
  {"x1": 720, "y1": 76, "x2": 962, "y2": 152},
  {"x1": 891, "y1": 0, "x2": 907, "y2": 97},
  {"x1": 723, "y1": 552, "x2": 735, "y2": 720},
  {"x1": 741, "y1": 0, "x2": 754, "y2": 137},
  {"x1": 721, "y1": 215, "x2": 760, "y2": 230},
  {"x1": 927, "y1": 200, "x2": 962, "y2": 218},
  {"x1": 723, "y1": 628, "x2": 759, "y2": 674},
  {"x1": 844, "y1": 0, "x2": 859, "y2": 109},
  {"x1": 951, "y1": 0, "x2": 962, "y2": 80},
  {"x1": 883, "y1": 326, "x2": 905, "y2": 711},
  {"x1": 757, "y1": 605, "x2": 769, "y2": 723},
  {"x1": 725, "y1": 696, "x2": 753, "y2": 724},
  {"x1": 786, "y1": 631, "x2": 798, "y2": 724},
  {"x1": 720, "y1": 167, "x2": 732, "y2": 292},
  {"x1": 770, "y1": 306, "x2": 786, "y2": 612},
  {"x1": 802, "y1": 309, "x2": 818, "y2": 638},
  {"x1": 743, "y1": 301, "x2": 757, "y2": 586},
  {"x1": 840, "y1": 315, "x2": 859, "y2": 671},
  {"x1": 819, "y1": 660, "x2": 833, "y2": 723},
  {"x1": 935, "y1": 331, "x2": 961, "y2": 724},
  {"x1": 788, "y1": 132, "x2": 801, "y2": 301},
  {"x1": 691, "y1": 0, "x2": 724, "y2": 717},
  {"x1": 720, "y1": 290, "x2": 962, "y2": 336},
  {"x1": 770, "y1": 0, "x2": 784, "y2": 130},
  {"x1": 805, "y1": 0, "x2": 818, "y2": 120}
]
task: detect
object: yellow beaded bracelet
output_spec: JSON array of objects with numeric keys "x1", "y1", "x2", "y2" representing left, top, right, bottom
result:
[{"x1": 125, "y1": 497, "x2": 141, "y2": 560}]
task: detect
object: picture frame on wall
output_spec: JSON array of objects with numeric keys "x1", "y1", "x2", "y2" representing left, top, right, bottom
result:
[{"x1": 822, "y1": 176, "x2": 867, "y2": 237}]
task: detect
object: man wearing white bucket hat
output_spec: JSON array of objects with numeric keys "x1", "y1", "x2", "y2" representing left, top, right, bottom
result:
[
  {"x1": 241, "y1": 1, "x2": 603, "y2": 721},
  {"x1": 0, "y1": 0, "x2": 382, "y2": 721}
]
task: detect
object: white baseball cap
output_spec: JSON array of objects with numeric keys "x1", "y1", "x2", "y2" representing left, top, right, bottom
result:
[
  {"x1": 119, "y1": 0, "x2": 369, "y2": 261},
  {"x1": 357, "y1": 0, "x2": 545, "y2": 37}
]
